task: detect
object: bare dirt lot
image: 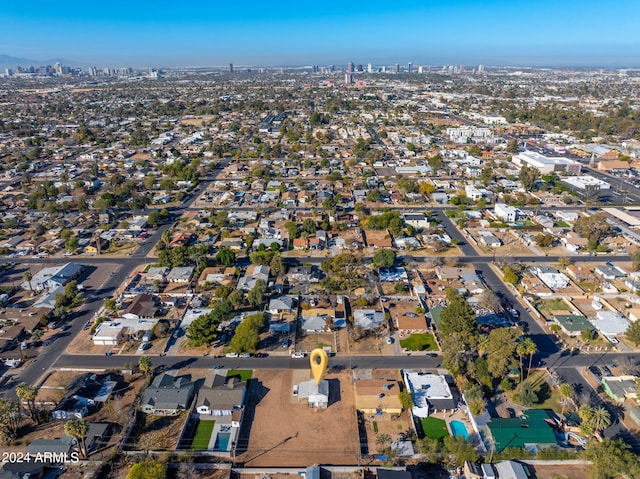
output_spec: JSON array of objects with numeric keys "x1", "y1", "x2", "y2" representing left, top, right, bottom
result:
[
  {"x1": 531, "y1": 464, "x2": 590, "y2": 479},
  {"x1": 237, "y1": 369, "x2": 360, "y2": 466}
]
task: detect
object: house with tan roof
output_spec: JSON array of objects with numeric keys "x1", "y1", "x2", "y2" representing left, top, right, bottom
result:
[{"x1": 355, "y1": 379, "x2": 402, "y2": 414}]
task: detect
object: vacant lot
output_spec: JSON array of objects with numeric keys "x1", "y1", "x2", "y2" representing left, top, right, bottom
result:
[{"x1": 237, "y1": 369, "x2": 359, "y2": 466}]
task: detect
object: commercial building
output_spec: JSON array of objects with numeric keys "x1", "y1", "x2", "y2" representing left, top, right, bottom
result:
[{"x1": 512, "y1": 151, "x2": 581, "y2": 174}]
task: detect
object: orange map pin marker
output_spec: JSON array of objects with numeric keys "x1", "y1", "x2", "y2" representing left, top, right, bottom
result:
[{"x1": 309, "y1": 348, "x2": 328, "y2": 385}]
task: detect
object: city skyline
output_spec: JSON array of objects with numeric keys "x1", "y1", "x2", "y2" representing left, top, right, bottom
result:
[{"x1": 2, "y1": 0, "x2": 640, "y2": 68}]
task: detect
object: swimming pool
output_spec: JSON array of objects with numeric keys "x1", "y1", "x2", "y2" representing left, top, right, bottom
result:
[
  {"x1": 215, "y1": 433, "x2": 231, "y2": 451},
  {"x1": 450, "y1": 420, "x2": 470, "y2": 440}
]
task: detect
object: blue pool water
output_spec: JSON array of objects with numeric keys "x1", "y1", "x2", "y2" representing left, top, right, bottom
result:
[
  {"x1": 215, "y1": 433, "x2": 230, "y2": 451},
  {"x1": 450, "y1": 420, "x2": 470, "y2": 439}
]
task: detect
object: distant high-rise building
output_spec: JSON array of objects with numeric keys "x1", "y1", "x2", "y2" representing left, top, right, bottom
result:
[
  {"x1": 418, "y1": 66, "x2": 424, "y2": 74},
  {"x1": 408, "y1": 62, "x2": 413, "y2": 73},
  {"x1": 345, "y1": 73, "x2": 354, "y2": 85},
  {"x1": 229, "y1": 63, "x2": 234, "y2": 73},
  {"x1": 367, "y1": 63, "x2": 373, "y2": 73},
  {"x1": 395, "y1": 63, "x2": 400, "y2": 73},
  {"x1": 478, "y1": 64, "x2": 485, "y2": 73},
  {"x1": 312, "y1": 65, "x2": 319, "y2": 73},
  {"x1": 329, "y1": 65, "x2": 335, "y2": 72},
  {"x1": 355, "y1": 64, "x2": 363, "y2": 72},
  {"x1": 347, "y1": 62, "x2": 354, "y2": 73}
]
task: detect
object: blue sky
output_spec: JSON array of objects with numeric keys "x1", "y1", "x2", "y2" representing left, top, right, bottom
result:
[{"x1": 2, "y1": 0, "x2": 639, "y2": 67}]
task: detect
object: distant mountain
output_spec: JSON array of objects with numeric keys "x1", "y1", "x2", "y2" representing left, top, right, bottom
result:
[{"x1": 0, "y1": 54, "x2": 82, "y2": 69}]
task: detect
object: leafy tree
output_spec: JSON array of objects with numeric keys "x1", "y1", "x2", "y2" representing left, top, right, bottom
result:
[
  {"x1": 270, "y1": 254, "x2": 285, "y2": 276},
  {"x1": 229, "y1": 313, "x2": 265, "y2": 353},
  {"x1": 519, "y1": 164, "x2": 540, "y2": 191},
  {"x1": 418, "y1": 181, "x2": 436, "y2": 198},
  {"x1": 228, "y1": 289, "x2": 244, "y2": 308},
  {"x1": 573, "y1": 213, "x2": 612, "y2": 245},
  {"x1": 215, "y1": 285, "x2": 234, "y2": 299},
  {"x1": 127, "y1": 460, "x2": 168, "y2": 479},
  {"x1": 583, "y1": 438, "x2": 640, "y2": 479},
  {"x1": 215, "y1": 247, "x2": 236, "y2": 267},
  {"x1": 372, "y1": 248, "x2": 396, "y2": 268},
  {"x1": 480, "y1": 166, "x2": 495, "y2": 186},
  {"x1": 398, "y1": 390, "x2": 413, "y2": 410},
  {"x1": 439, "y1": 295, "x2": 478, "y2": 348},
  {"x1": 64, "y1": 418, "x2": 89, "y2": 458},
  {"x1": 104, "y1": 298, "x2": 118, "y2": 313},
  {"x1": 187, "y1": 314, "x2": 218, "y2": 346},
  {"x1": 249, "y1": 250, "x2": 274, "y2": 265},
  {"x1": 138, "y1": 356, "x2": 152, "y2": 376},
  {"x1": 534, "y1": 234, "x2": 554, "y2": 247},
  {"x1": 625, "y1": 319, "x2": 640, "y2": 346},
  {"x1": 506, "y1": 139, "x2": 519, "y2": 153},
  {"x1": 502, "y1": 265, "x2": 520, "y2": 284},
  {"x1": 486, "y1": 327, "x2": 520, "y2": 378},
  {"x1": 248, "y1": 279, "x2": 266, "y2": 307},
  {"x1": 631, "y1": 248, "x2": 640, "y2": 272},
  {"x1": 442, "y1": 435, "x2": 478, "y2": 467}
]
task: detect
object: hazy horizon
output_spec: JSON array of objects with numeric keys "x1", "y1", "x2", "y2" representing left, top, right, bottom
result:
[{"x1": 2, "y1": 0, "x2": 639, "y2": 69}]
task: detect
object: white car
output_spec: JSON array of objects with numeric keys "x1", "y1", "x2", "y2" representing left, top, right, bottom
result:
[
  {"x1": 292, "y1": 384, "x2": 299, "y2": 396},
  {"x1": 291, "y1": 352, "x2": 305, "y2": 359},
  {"x1": 225, "y1": 352, "x2": 239, "y2": 358}
]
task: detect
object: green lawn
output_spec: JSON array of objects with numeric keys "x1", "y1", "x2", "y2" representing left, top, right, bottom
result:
[
  {"x1": 190, "y1": 420, "x2": 215, "y2": 450},
  {"x1": 539, "y1": 298, "x2": 570, "y2": 311},
  {"x1": 419, "y1": 416, "x2": 449, "y2": 440},
  {"x1": 400, "y1": 333, "x2": 438, "y2": 351},
  {"x1": 226, "y1": 369, "x2": 253, "y2": 382}
]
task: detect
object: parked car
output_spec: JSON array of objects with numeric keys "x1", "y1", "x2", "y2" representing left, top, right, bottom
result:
[
  {"x1": 385, "y1": 337, "x2": 394, "y2": 344},
  {"x1": 239, "y1": 353, "x2": 251, "y2": 358},
  {"x1": 291, "y1": 352, "x2": 305, "y2": 359},
  {"x1": 225, "y1": 352, "x2": 239, "y2": 358},
  {"x1": 254, "y1": 353, "x2": 269, "y2": 358},
  {"x1": 282, "y1": 339, "x2": 291, "y2": 348},
  {"x1": 588, "y1": 365, "x2": 602, "y2": 381},
  {"x1": 292, "y1": 384, "x2": 299, "y2": 396},
  {"x1": 601, "y1": 365, "x2": 613, "y2": 377}
]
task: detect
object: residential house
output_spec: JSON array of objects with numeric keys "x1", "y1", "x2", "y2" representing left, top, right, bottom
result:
[
  {"x1": 51, "y1": 373, "x2": 119, "y2": 420},
  {"x1": 355, "y1": 379, "x2": 402, "y2": 414},
  {"x1": 595, "y1": 263, "x2": 627, "y2": 280},
  {"x1": 353, "y1": 309, "x2": 385, "y2": 330},
  {"x1": 167, "y1": 266, "x2": 195, "y2": 283},
  {"x1": 494, "y1": 204, "x2": 520, "y2": 223},
  {"x1": 198, "y1": 266, "x2": 236, "y2": 287},
  {"x1": 21, "y1": 262, "x2": 84, "y2": 292},
  {"x1": 487, "y1": 409, "x2": 557, "y2": 452},
  {"x1": 237, "y1": 265, "x2": 270, "y2": 292},
  {"x1": 195, "y1": 372, "x2": 246, "y2": 419},
  {"x1": 122, "y1": 294, "x2": 158, "y2": 320},
  {"x1": 141, "y1": 372, "x2": 195, "y2": 415}
]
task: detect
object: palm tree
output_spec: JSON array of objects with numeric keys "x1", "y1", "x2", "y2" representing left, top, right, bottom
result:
[
  {"x1": 516, "y1": 341, "x2": 527, "y2": 383},
  {"x1": 521, "y1": 337, "x2": 537, "y2": 379},
  {"x1": 23, "y1": 271, "x2": 33, "y2": 293},
  {"x1": 64, "y1": 419, "x2": 89, "y2": 458},
  {"x1": 589, "y1": 406, "x2": 612, "y2": 432},
  {"x1": 138, "y1": 356, "x2": 152, "y2": 376},
  {"x1": 559, "y1": 383, "x2": 574, "y2": 415},
  {"x1": 376, "y1": 433, "x2": 392, "y2": 452},
  {"x1": 579, "y1": 405, "x2": 595, "y2": 436},
  {"x1": 16, "y1": 382, "x2": 38, "y2": 423}
]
